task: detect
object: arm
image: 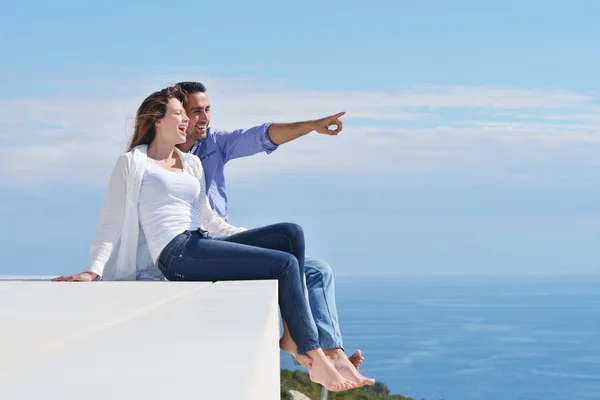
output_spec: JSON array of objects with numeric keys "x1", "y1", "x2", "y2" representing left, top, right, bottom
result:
[
  {"x1": 266, "y1": 111, "x2": 346, "y2": 145},
  {"x1": 213, "y1": 123, "x2": 277, "y2": 164},
  {"x1": 214, "y1": 111, "x2": 345, "y2": 163},
  {"x1": 53, "y1": 155, "x2": 129, "y2": 282},
  {"x1": 200, "y1": 197, "x2": 247, "y2": 238}
]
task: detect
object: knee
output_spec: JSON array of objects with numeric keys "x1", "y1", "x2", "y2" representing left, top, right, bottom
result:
[
  {"x1": 278, "y1": 253, "x2": 300, "y2": 277},
  {"x1": 278, "y1": 222, "x2": 304, "y2": 240},
  {"x1": 306, "y1": 258, "x2": 333, "y2": 282},
  {"x1": 276, "y1": 222, "x2": 305, "y2": 248}
]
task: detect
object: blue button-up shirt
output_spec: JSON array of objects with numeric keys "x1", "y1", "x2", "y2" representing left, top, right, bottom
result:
[{"x1": 191, "y1": 123, "x2": 278, "y2": 221}]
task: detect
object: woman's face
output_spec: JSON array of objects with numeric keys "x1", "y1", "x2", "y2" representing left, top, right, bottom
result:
[{"x1": 156, "y1": 98, "x2": 189, "y2": 144}]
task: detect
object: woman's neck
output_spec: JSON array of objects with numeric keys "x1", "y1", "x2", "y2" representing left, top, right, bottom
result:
[{"x1": 147, "y1": 139, "x2": 176, "y2": 161}]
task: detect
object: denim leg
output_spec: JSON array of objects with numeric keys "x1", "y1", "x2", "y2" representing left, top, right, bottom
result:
[
  {"x1": 221, "y1": 223, "x2": 305, "y2": 292},
  {"x1": 157, "y1": 224, "x2": 320, "y2": 354},
  {"x1": 304, "y1": 256, "x2": 344, "y2": 351}
]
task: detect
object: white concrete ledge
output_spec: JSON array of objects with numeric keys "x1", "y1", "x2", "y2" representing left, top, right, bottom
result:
[{"x1": 0, "y1": 277, "x2": 280, "y2": 400}]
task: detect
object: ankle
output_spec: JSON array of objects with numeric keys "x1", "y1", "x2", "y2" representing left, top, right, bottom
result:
[
  {"x1": 306, "y1": 348, "x2": 328, "y2": 361},
  {"x1": 324, "y1": 348, "x2": 345, "y2": 358}
]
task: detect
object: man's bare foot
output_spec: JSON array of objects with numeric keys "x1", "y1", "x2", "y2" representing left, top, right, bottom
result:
[
  {"x1": 279, "y1": 332, "x2": 312, "y2": 368},
  {"x1": 324, "y1": 348, "x2": 375, "y2": 388},
  {"x1": 322, "y1": 348, "x2": 364, "y2": 369},
  {"x1": 348, "y1": 349, "x2": 364, "y2": 369},
  {"x1": 307, "y1": 349, "x2": 356, "y2": 392}
]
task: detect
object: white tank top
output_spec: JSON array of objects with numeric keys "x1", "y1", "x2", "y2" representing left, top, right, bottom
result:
[{"x1": 138, "y1": 158, "x2": 203, "y2": 263}]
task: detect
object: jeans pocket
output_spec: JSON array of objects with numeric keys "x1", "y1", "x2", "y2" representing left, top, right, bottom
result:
[
  {"x1": 159, "y1": 233, "x2": 188, "y2": 264},
  {"x1": 162, "y1": 255, "x2": 190, "y2": 281},
  {"x1": 176, "y1": 234, "x2": 192, "y2": 258}
]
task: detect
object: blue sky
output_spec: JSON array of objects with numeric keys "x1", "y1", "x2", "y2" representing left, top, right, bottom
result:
[{"x1": 1, "y1": 0, "x2": 598, "y2": 276}]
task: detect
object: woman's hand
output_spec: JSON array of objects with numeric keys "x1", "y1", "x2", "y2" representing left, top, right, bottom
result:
[{"x1": 52, "y1": 272, "x2": 99, "y2": 282}]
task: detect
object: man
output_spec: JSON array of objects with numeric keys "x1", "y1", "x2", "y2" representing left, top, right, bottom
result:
[{"x1": 175, "y1": 81, "x2": 371, "y2": 385}]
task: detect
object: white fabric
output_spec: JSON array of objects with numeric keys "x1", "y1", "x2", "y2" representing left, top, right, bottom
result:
[
  {"x1": 139, "y1": 159, "x2": 203, "y2": 264},
  {"x1": 85, "y1": 145, "x2": 246, "y2": 281}
]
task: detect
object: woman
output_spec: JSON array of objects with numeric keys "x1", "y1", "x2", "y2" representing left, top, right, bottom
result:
[{"x1": 52, "y1": 85, "x2": 360, "y2": 392}]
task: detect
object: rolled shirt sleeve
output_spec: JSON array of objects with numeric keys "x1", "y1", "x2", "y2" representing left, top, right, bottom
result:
[
  {"x1": 214, "y1": 122, "x2": 278, "y2": 163},
  {"x1": 259, "y1": 123, "x2": 278, "y2": 153}
]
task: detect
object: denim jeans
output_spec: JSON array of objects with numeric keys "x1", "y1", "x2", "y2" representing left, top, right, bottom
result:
[
  {"x1": 156, "y1": 222, "x2": 320, "y2": 354},
  {"x1": 304, "y1": 257, "x2": 343, "y2": 351}
]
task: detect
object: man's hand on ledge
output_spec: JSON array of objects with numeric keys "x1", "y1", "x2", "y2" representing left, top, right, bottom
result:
[{"x1": 52, "y1": 271, "x2": 99, "y2": 282}]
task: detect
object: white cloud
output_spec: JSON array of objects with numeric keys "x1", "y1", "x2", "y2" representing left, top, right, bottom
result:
[{"x1": 0, "y1": 74, "x2": 598, "y2": 188}]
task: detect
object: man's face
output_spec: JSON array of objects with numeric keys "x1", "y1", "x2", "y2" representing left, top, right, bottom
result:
[{"x1": 185, "y1": 92, "x2": 211, "y2": 141}]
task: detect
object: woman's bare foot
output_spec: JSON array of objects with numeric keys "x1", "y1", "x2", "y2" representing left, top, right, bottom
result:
[
  {"x1": 324, "y1": 348, "x2": 375, "y2": 388},
  {"x1": 279, "y1": 321, "x2": 364, "y2": 371},
  {"x1": 306, "y1": 348, "x2": 356, "y2": 392}
]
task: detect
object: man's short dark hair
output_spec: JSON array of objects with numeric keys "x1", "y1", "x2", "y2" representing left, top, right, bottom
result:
[{"x1": 177, "y1": 81, "x2": 207, "y2": 95}]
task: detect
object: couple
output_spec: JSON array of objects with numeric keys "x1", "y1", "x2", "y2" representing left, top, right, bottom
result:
[{"x1": 53, "y1": 83, "x2": 375, "y2": 392}]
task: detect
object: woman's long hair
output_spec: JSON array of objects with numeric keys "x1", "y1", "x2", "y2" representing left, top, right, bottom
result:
[{"x1": 128, "y1": 85, "x2": 187, "y2": 151}]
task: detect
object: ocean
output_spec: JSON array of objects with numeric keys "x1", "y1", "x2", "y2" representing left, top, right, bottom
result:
[{"x1": 280, "y1": 275, "x2": 600, "y2": 400}]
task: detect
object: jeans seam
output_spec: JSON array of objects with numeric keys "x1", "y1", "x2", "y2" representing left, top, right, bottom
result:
[
  {"x1": 308, "y1": 268, "x2": 342, "y2": 347},
  {"x1": 157, "y1": 258, "x2": 170, "y2": 278},
  {"x1": 177, "y1": 234, "x2": 192, "y2": 258},
  {"x1": 247, "y1": 234, "x2": 293, "y2": 254},
  {"x1": 159, "y1": 233, "x2": 188, "y2": 265},
  {"x1": 283, "y1": 264, "x2": 317, "y2": 354},
  {"x1": 319, "y1": 283, "x2": 341, "y2": 344}
]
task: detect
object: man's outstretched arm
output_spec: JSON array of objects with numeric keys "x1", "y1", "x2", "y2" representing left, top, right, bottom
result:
[{"x1": 267, "y1": 112, "x2": 346, "y2": 145}]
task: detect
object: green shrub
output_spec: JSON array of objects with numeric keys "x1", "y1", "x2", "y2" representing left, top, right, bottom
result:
[{"x1": 280, "y1": 369, "x2": 426, "y2": 400}]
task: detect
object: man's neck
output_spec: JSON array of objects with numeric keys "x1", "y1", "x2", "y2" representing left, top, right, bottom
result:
[{"x1": 177, "y1": 141, "x2": 196, "y2": 153}]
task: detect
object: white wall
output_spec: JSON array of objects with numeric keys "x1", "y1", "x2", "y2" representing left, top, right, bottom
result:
[{"x1": 0, "y1": 278, "x2": 280, "y2": 400}]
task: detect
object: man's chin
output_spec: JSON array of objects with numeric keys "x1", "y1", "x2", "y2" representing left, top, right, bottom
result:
[
  {"x1": 196, "y1": 131, "x2": 207, "y2": 140},
  {"x1": 184, "y1": 132, "x2": 206, "y2": 141}
]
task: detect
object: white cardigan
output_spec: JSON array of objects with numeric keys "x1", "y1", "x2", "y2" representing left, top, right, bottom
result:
[{"x1": 85, "y1": 144, "x2": 245, "y2": 281}]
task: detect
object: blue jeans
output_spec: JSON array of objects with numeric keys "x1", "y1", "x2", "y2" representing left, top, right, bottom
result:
[
  {"x1": 156, "y1": 222, "x2": 320, "y2": 354},
  {"x1": 304, "y1": 257, "x2": 343, "y2": 351}
]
